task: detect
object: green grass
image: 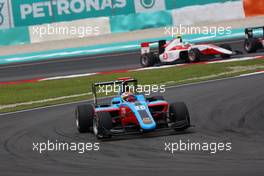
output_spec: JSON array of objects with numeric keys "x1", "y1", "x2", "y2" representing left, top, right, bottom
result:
[{"x1": 1, "y1": 59, "x2": 264, "y2": 113}]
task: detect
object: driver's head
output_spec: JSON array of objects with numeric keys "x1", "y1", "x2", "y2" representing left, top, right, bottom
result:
[
  {"x1": 125, "y1": 85, "x2": 130, "y2": 92},
  {"x1": 122, "y1": 91, "x2": 133, "y2": 100},
  {"x1": 122, "y1": 92, "x2": 136, "y2": 102},
  {"x1": 175, "y1": 35, "x2": 183, "y2": 42},
  {"x1": 126, "y1": 94, "x2": 136, "y2": 102}
]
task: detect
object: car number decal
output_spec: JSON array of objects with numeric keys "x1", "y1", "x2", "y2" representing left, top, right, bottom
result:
[{"x1": 135, "y1": 105, "x2": 146, "y2": 111}]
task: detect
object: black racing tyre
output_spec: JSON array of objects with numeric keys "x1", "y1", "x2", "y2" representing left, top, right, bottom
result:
[
  {"x1": 179, "y1": 51, "x2": 189, "y2": 62},
  {"x1": 93, "y1": 112, "x2": 112, "y2": 139},
  {"x1": 158, "y1": 40, "x2": 167, "y2": 54},
  {"x1": 169, "y1": 102, "x2": 191, "y2": 131},
  {"x1": 75, "y1": 104, "x2": 94, "y2": 133},
  {"x1": 244, "y1": 38, "x2": 260, "y2": 53},
  {"x1": 140, "y1": 53, "x2": 158, "y2": 67},
  {"x1": 188, "y1": 48, "x2": 201, "y2": 62},
  {"x1": 220, "y1": 44, "x2": 232, "y2": 59}
]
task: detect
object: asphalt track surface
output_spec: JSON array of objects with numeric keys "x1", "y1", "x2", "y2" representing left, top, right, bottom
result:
[
  {"x1": 1, "y1": 38, "x2": 264, "y2": 82},
  {"x1": 0, "y1": 74, "x2": 264, "y2": 176}
]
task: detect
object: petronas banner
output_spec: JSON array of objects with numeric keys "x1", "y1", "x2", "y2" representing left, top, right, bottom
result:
[
  {"x1": 1, "y1": 0, "x2": 241, "y2": 28},
  {"x1": 11, "y1": 0, "x2": 134, "y2": 27}
]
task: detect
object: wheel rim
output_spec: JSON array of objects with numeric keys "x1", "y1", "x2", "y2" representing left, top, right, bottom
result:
[
  {"x1": 188, "y1": 51, "x2": 195, "y2": 62},
  {"x1": 141, "y1": 56, "x2": 148, "y2": 65},
  {"x1": 75, "y1": 110, "x2": 79, "y2": 129},
  {"x1": 93, "y1": 118, "x2": 98, "y2": 135},
  {"x1": 245, "y1": 41, "x2": 250, "y2": 51}
]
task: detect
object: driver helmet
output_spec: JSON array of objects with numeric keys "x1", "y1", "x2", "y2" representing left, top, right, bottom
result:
[
  {"x1": 122, "y1": 92, "x2": 136, "y2": 102},
  {"x1": 175, "y1": 35, "x2": 183, "y2": 43}
]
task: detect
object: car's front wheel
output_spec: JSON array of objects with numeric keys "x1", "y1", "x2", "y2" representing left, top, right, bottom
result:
[
  {"x1": 244, "y1": 38, "x2": 260, "y2": 53},
  {"x1": 93, "y1": 112, "x2": 112, "y2": 139},
  {"x1": 140, "y1": 53, "x2": 158, "y2": 67},
  {"x1": 75, "y1": 104, "x2": 94, "y2": 133},
  {"x1": 188, "y1": 48, "x2": 201, "y2": 62},
  {"x1": 169, "y1": 102, "x2": 190, "y2": 131}
]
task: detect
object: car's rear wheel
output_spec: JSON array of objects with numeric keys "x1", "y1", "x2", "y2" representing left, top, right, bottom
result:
[
  {"x1": 75, "y1": 104, "x2": 94, "y2": 133},
  {"x1": 220, "y1": 44, "x2": 232, "y2": 59},
  {"x1": 188, "y1": 48, "x2": 201, "y2": 62},
  {"x1": 169, "y1": 102, "x2": 190, "y2": 131},
  {"x1": 93, "y1": 112, "x2": 112, "y2": 139},
  {"x1": 140, "y1": 53, "x2": 158, "y2": 67},
  {"x1": 244, "y1": 38, "x2": 260, "y2": 53}
]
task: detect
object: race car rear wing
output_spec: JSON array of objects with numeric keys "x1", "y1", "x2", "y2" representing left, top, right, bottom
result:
[
  {"x1": 140, "y1": 40, "x2": 167, "y2": 55},
  {"x1": 245, "y1": 26, "x2": 264, "y2": 39},
  {"x1": 92, "y1": 78, "x2": 138, "y2": 105}
]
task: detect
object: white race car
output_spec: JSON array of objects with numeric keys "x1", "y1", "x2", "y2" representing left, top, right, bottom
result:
[{"x1": 140, "y1": 37, "x2": 233, "y2": 67}]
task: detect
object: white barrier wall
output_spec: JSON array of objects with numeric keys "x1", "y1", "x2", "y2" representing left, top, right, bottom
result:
[
  {"x1": 29, "y1": 1, "x2": 246, "y2": 44},
  {"x1": 172, "y1": 1, "x2": 245, "y2": 26},
  {"x1": 2, "y1": 0, "x2": 254, "y2": 46},
  {"x1": 29, "y1": 17, "x2": 110, "y2": 43},
  {"x1": 0, "y1": 0, "x2": 13, "y2": 29}
]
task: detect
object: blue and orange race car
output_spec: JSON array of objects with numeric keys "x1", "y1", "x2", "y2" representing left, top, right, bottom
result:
[{"x1": 75, "y1": 78, "x2": 191, "y2": 139}]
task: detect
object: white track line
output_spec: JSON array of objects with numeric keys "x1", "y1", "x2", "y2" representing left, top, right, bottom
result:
[
  {"x1": 40, "y1": 73, "x2": 97, "y2": 81},
  {"x1": 1, "y1": 70, "x2": 264, "y2": 116},
  {"x1": 239, "y1": 70, "x2": 264, "y2": 77},
  {"x1": 38, "y1": 55, "x2": 263, "y2": 81},
  {"x1": 0, "y1": 93, "x2": 92, "y2": 110},
  {"x1": 0, "y1": 51, "x2": 138, "y2": 70}
]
